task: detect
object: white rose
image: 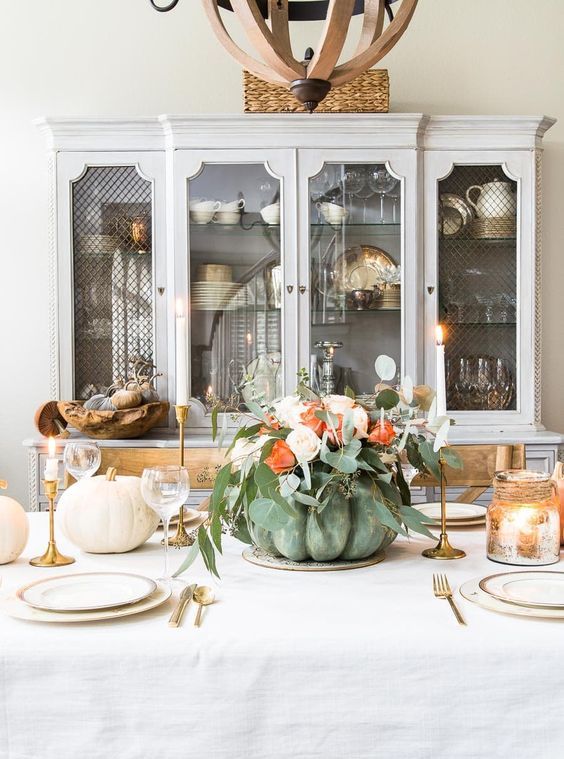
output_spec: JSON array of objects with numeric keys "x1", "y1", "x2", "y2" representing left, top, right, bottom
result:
[
  {"x1": 229, "y1": 435, "x2": 270, "y2": 471},
  {"x1": 286, "y1": 424, "x2": 321, "y2": 462},
  {"x1": 352, "y1": 406, "x2": 369, "y2": 439},
  {"x1": 323, "y1": 394, "x2": 355, "y2": 416},
  {"x1": 273, "y1": 395, "x2": 307, "y2": 429}
]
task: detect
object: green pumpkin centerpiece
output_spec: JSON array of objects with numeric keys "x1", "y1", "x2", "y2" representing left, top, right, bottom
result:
[{"x1": 173, "y1": 355, "x2": 450, "y2": 578}]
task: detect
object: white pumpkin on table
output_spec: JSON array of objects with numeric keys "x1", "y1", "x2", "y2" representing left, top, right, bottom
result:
[
  {"x1": 0, "y1": 479, "x2": 29, "y2": 564},
  {"x1": 57, "y1": 467, "x2": 160, "y2": 553}
]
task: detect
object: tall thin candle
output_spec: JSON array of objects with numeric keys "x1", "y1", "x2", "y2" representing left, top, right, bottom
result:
[
  {"x1": 175, "y1": 298, "x2": 188, "y2": 406},
  {"x1": 435, "y1": 325, "x2": 447, "y2": 417},
  {"x1": 44, "y1": 437, "x2": 59, "y2": 481}
]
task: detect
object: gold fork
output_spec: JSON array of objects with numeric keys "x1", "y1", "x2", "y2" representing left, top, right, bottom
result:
[{"x1": 433, "y1": 574, "x2": 467, "y2": 626}]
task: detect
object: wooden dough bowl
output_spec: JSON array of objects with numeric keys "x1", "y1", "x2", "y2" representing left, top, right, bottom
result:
[{"x1": 57, "y1": 401, "x2": 170, "y2": 440}]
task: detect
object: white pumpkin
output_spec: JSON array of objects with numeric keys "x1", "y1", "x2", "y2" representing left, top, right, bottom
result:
[
  {"x1": 0, "y1": 480, "x2": 29, "y2": 564},
  {"x1": 57, "y1": 467, "x2": 160, "y2": 553}
]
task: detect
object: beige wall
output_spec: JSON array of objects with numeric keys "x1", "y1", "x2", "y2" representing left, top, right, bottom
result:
[{"x1": 1, "y1": 0, "x2": 562, "y2": 504}]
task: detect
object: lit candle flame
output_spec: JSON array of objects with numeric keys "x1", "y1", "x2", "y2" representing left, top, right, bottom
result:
[
  {"x1": 435, "y1": 325, "x2": 444, "y2": 346},
  {"x1": 329, "y1": 347, "x2": 334, "y2": 356},
  {"x1": 207, "y1": 385, "x2": 213, "y2": 396},
  {"x1": 246, "y1": 332, "x2": 252, "y2": 345},
  {"x1": 48, "y1": 436, "x2": 56, "y2": 458}
]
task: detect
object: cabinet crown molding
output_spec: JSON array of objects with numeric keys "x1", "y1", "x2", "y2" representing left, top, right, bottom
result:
[{"x1": 35, "y1": 114, "x2": 555, "y2": 153}]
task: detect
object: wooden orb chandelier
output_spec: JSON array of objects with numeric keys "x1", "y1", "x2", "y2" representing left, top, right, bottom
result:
[{"x1": 150, "y1": 0, "x2": 419, "y2": 111}]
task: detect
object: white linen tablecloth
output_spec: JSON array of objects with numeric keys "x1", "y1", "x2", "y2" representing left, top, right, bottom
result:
[{"x1": 1, "y1": 513, "x2": 563, "y2": 759}]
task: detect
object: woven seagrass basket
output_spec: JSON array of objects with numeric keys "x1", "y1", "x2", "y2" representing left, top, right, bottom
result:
[{"x1": 243, "y1": 69, "x2": 389, "y2": 113}]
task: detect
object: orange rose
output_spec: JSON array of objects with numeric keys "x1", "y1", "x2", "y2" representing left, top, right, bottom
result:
[
  {"x1": 300, "y1": 402, "x2": 325, "y2": 437},
  {"x1": 259, "y1": 415, "x2": 281, "y2": 435},
  {"x1": 264, "y1": 440, "x2": 296, "y2": 474},
  {"x1": 325, "y1": 414, "x2": 344, "y2": 446},
  {"x1": 367, "y1": 420, "x2": 396, "y2": 446}
]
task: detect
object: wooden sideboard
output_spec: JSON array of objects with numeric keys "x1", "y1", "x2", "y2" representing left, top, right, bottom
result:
[{"x1": 23, "y1": 429, "x2": 563, "y2": 512}]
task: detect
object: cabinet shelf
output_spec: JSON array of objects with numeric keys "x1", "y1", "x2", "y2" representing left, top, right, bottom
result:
[{"x1": 440, "y1": 236, "x2": 516, "y2": 246}]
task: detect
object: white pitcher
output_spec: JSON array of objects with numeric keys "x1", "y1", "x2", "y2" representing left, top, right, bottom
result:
[{"x1": 465, "y1": 179, "x2": 516, "y2": 219}]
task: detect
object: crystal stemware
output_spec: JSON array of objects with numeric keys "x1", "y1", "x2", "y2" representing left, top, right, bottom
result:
[
  {"x1": 63, "y1": 441, "x2": 101, "y2": 481},
  {"x1": 368, "y1": 167, "x2": 399, "y2": 223},
  {"x1": 339, "y1": 166, "x2": 364, "y2": 220},
  {"x1": 310, "y1": 165, "x2": 338, "y2": 221},
  {"x1": 141, "y1": 466, "x2": 190, "y2": 583}
]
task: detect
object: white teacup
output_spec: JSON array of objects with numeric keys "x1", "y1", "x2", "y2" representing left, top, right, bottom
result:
[
  {"x1": 317, "y1": 201, "x2": 347, "y2": 225},
  {"x1": 190, "y1": 199, "x2": 221, "y2": 212},
  {"x1": 261, "y1": 202, "x2": 280, "y2": 225},
  {"x1": 214, "y1": 211, "x2": 241, "y2": 225},
  {"x1": 219, "y1": 199, "x2": 245, "y2": 211}
]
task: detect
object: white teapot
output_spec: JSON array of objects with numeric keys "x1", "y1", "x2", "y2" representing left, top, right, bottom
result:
[{"x1": 465, "y1": 179, "x2": 516, "y2": 219}]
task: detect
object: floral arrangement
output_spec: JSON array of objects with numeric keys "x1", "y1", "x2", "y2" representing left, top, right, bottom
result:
[{"x1": 175, "y1": 355, "x2": 459, "y2": 577}]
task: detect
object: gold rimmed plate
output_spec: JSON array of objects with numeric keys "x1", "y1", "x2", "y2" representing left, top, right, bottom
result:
[
  {"x1": 479, "y1": 571, "x2": 564, "y2": 609},
  {"x1": 417, "y1": 501, "x2": 486, "y2": 523},
  {"x1": 459, "y1": 577, "x2": 564, "y2": 619},
  {"x1": 17, "y1": 572, "x2": 157, "y2": 613},
  {"x1": 333, "y1": 245, "x2": 394, "y2": 292}
]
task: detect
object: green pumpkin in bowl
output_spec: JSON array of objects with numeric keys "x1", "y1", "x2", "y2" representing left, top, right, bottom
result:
[{"x1": 249, "y1": 473, "x2": 397, "y2": 562}]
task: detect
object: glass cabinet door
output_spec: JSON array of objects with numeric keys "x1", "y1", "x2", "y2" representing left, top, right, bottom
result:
[
  {"x1": 187, "y1": 163, "x2": 284, "y2": 413},
  {"x1": 308, "y1": 162, "x2": 402, "y2": 396},
  {"x1": 71, "y1": 165, "x2": 155, "y2": 399},
  {"x1": 437, "y1": 165, "x2": 517, "y2": 413}
]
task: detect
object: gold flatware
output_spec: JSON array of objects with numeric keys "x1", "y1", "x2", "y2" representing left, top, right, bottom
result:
[
  {"x1": 193, "y1": 586, "x2": 215, "y2": 627},
  {"x1": 433, "y1": 574, "x2": 467, "y2": 626},
  {"x1": 168, "y1": 583, "x2": 197, "y2": 628}
]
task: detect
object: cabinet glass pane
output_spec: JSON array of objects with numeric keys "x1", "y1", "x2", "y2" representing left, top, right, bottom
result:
[
  {"x1": 188, "y1": 164, "x2": 281, "y2": 410},
  {"x1": 438, "y1": 165, "x2": 517, "y2": 411},
  {"x1": 309, "y1": 163, "x2": 402, "y2": 395},
  {"x1": 72, "y1": 166, "x2": 153, "y2": 399}
]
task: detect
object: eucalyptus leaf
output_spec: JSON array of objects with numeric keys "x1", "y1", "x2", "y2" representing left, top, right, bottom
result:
[
  {"x1": 399, "y1": 505, "x2": 435, "y2": 538},
  {"x1": 233, "y1": 515, "x2": 252, "y2": 545},
  {"x1": 401, "y1": 375, "x2": 414, "y2": 404},
  {"x1": 217, "y1": 411, "x2": 228, "y2": 450},
  {"x1": 375, "y1": 354, "x2": 397, "y2": 381},
  {"x1": 419, "y1": 440, "x2": 441, "y2": 481},
  {"x1": 359, "y1": 447, "x2": 388, "y2": 473},
  {"x1": 296, "y1": 383, "x2": 320, "y2": 402},
  {"x1": 198, "y1": 528, "x2": 220, "y2": 577},
  {"x1": 375, "y1": 388, "x2": 400, "y2": 410},
  {"x1": 280, "y1": 472, "x2": 300, "y2": 497},
  {"x1": 299, "y1": 459, "x2": 312, "y2": 490},
  {"x1": 248, "y1": 497, "x2": 291, "y2": 531},
  {"x1": 395, "y1": 460, "x2": 411, "y2": 507},
  {"x1": 433, "y1": 418, "x2": 451, "y2": 452},
  {"x1": 210, "y1": 463, "x2": 233, "y2": 513},
  {"x1": 293, "y1": 491, "x2": 321, "y2": 509},
  {"x1": 211, "y1": 405, "x2": 219, "y2": 442},
  {"x1": 210, "y1": 513, "x2": 224, "y2": 553},
  {"x1": 373, "y1": 500, "x2": 407, "y2": 536},
  {"x1": 172, "y1": 537, "x2": 201, "y2": 578},
  {"x1": 344, "y1": 385, "x2": 356, "y2": 400},
  {"x1": 341, "y1": 408, "x2": 355, "y2": 445},
  {"x1": 441, "y1": 446, "x2": 463, "y2": 470}
]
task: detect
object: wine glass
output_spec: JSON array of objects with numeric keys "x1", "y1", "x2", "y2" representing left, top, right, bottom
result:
[
  {"x1": 310, "y1": 165, "x2": 337, "y2": 221},
  {"x1": 64, "y1": 442, "x2": 101, "y2": 481},
  {"x1": 368, "y1": 167, "x2": 399, "y2": 223},
  {"x1": 339, "y1": 166, "x2": 364, "y2": 220},
  {"x1": 141, "y1": 466, "x2": 190, "y2": 583}
]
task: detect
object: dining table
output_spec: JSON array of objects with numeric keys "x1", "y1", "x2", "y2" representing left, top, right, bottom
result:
[{"x1": 1, "y1": 512, "x2": 563, "y2": 759}]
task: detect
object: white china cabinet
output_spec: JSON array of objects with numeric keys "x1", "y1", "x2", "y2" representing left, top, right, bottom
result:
[{"x1": 25, "y1": 114, "x2": 562, "y2": 510}]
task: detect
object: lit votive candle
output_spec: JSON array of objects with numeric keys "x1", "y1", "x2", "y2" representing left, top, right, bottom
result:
[
  {"x1": 486, "y1": 470, "x2": 560, "y2": 566},
  {"x1": 44, "y1": 437, "x2": 59, "y2": 481}
]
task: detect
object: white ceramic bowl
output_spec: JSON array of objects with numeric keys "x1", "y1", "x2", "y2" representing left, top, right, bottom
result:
[
  {"x1": 261, "y1": 202, "x2": 280, "y2": 225},
  {"x1": 214, "y1": 211, "x2": 241, "y2": 225},
  {"x1": 190, "y1": 211, "x2": 215, "y2": 224}
]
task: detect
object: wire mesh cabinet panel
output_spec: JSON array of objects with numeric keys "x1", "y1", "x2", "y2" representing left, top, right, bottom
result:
[
  {"x1": 55, "y1": 152, "x2": 168, "y2": 405},
  {"x1": 424, "y1": 149, "x2": 537, "y2": 429}
]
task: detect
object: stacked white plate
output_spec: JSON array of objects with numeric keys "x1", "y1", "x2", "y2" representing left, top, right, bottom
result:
[
  {"x1": 417, "y1": 501, "x2": 486, "y2": 527},
  {"x1": 191, "y1": 281, "x2": 244, "y2": 311},
  {"x1": 460, "y1": 571, "x2": 564, "y2": 619},
  {"x1": 3, "y1": 572, "x2": 171, "y2": 623}
]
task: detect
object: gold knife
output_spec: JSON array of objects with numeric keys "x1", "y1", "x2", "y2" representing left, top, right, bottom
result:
[{"x1": 168, "y1": 583, "x2": 197, "y2": 628}]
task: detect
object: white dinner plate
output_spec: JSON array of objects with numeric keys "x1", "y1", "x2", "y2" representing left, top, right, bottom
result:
[
  {"x1": 162, "y1": 508, "x2": 208, "y2": 530},
  {"x1": 4, "y1": 582, "x2": 171, "y2": 623},
  {"x1": 418, "y1": 501, "x2": 486, "y2": 522},
  {"x1": 17, "y1": 572, "x2": 157, "y2": 612},
  {"x1": 479, "y1": 571, "x2": 564, "y2": 609},
  {"x1": 459, "y1": 577, "x2": 564, "y2": 619}
]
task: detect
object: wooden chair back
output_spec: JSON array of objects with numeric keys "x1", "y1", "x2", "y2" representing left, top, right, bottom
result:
[{"x1": 412, "y1": 443, "x2": 526, "y2": 503}]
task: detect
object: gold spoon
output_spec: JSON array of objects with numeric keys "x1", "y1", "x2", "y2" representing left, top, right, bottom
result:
[{"x1": 193, "y1": 585, "x2": 215, "y2": 627}]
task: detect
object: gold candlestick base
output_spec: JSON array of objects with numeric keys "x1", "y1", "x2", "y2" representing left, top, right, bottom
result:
[
  {"x1": 422, "y1": 532, "x2": 466, "y2": 560},
  {"x1": 422, "y1": 450, "x2": 466, "y2": 560},
  {"x1": 164, "y1": 404, "x2": 195, "y2": 549},
  {"x1": 30, "y1": 480, "x2": 75, "y2": 567}
]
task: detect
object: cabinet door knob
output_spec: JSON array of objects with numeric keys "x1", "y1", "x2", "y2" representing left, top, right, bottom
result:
[
  {"x1": 286, "y1": 285, "x2": 294, "y2": 294},
  {"x1": 427, "y1": 285, "x2": 435, "y2": 295},
  {"x1": 157, "y1": 287, "x2": 165, "y2": 296},
  {"x1": 299, "y1": 285, "x2": 306, "y2": 295}
]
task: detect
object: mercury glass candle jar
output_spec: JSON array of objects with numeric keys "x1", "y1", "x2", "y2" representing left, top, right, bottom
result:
[{"x1": 486, "y1": 470, "x2": 560, "y2": 566}]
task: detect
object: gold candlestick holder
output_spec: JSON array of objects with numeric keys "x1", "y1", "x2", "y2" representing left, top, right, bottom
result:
[
  {"x1": 166, "y1": 404, "x2": 194, "y2": 548},
  {"x1": 30, "y1": 480, "x2": 75, "y2": 567},
  {"x1": 422, "y1": 450, "x2": 466, "y2": 560}
]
